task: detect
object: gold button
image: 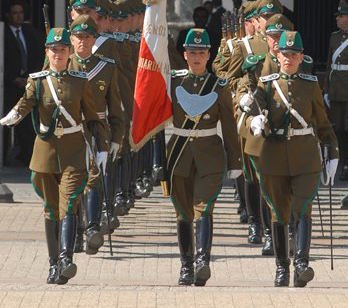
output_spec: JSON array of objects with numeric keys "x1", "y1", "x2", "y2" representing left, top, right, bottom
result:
[
  {"x1": 288, "y1": 92, "x2": 292, "y2": 96},
  {"x1": 57, "y1": 78, "x2": 62, "y2": 83},
  {"x1": 288, "y1": 81, "x2": 291, "y2": 85},
  {"x1": 82, "y1": 65, "x2": 86, "y2": 69},
  {"x1": 57, "y1": 88, "x2": 62, "y2": 93},
  {"x1": 190, "y1": 138, "x2": 194, "y2": 142}
]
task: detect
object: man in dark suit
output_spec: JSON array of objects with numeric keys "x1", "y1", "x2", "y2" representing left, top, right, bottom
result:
[{"x1": 3, "y1": 1, "x2": 45, "y2": 165}]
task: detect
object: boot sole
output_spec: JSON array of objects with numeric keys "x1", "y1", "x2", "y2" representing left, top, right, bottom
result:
[
  {"x1": 60, "y1": 263, "x2": 77, "y2": 280},
  {"x1": 294, "y1": 268, "x2": 314, "y2": 287},
  {"x1": 194, "y1": 265, "x2": 211, "y2": 286},
  {"x1": 86, "y1": 233, "x2": 104, "y2": 255}
]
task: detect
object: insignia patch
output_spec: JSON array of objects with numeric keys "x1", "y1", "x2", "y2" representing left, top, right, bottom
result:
[
  {"x1": 96, "y1": 6, "x2": 101, "y2": 11},
  {"x1": 171, "y1": 69, "x2": 188, "y2": 78},
  {"x1": 29, "y1": 70, "x2": 49, "y2": 79},
  {"x1": 286, "y1": 40, "x2": 294, "y2": 47},
  {"x1": 259, "y1": 73, "x2": 280, "y2": 83},
  {"x1": 99, "y1": 86, "x2": 105, "y2": 91},
  {"x1": 54, "y1": 35, "x2": 62, "y2": 41},
  {"x1": 81, "y1": 0, "x2": 87, "y2": 3},
  {"x1": 81, "y1": 23, "x2": 88, "y2": 29},
  {"x1": 303, "y1": 55, "x2": 313, "y2": 64},
  {"x1": 267, "y1": 3, "x2": 273, "y2": 8},
  {"x1": 194, "y1": 37, "x2": 202, "y2": 44},
  {"x1": 276, "y1": 23, "x2": 282, "y2": 29},
  {"x1": 218, "y1": 78, "x2": 228, "y2": 87},
  {"x1": 68, "y1": 70, "x2": 88, "y2": 78},
  {"x1": 298, "y1": 73, "x2": 318, "y2": 82}
]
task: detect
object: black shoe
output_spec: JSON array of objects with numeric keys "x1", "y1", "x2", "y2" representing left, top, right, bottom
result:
[
  {"x1": 248, "y1": 223, "x2": 262, "y2": 244},
  {"x1": 177, "y1": 220, "x2": 194, "y2": 286},
  {"x1": 86, "y1": 228, "x2": 104, "y2": 255},
  {"x1": 47, "y1": 264, "x2": 59, "y2": 284},
  {"x1": 272, "y1": 222, "x2": 290, "y2": 287},
  {"x1": 194, "y1": 216, "x2": 213, "y2": 287},
  {"x1": 100, "y1": 213, "x2": 119, "y2": 235},
  {"x1": 45, "y1": 219, "x2": 59, "y2": 284},
  {"x1": 293, "y1": 218, "x2": 314, "y2": 287},
  {"x1": 262, "y1": 230, "x2": 274, "y2": 256},
  {"x1": 58, "y1": 215, "x2": 77, "y2": 284}
]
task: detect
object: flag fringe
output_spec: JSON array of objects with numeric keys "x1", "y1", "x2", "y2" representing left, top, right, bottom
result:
[{"x1": 129, "y1": 116, "x2": 173, "y2": 152}]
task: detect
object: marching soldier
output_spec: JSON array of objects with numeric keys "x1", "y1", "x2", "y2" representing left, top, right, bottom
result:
[
  {"x1": 325, "y1": 1, "x2": 348, "y2": 205},
  {"x1": 0, "y1": 28, "x2": 108, "y2": 284},
  {"x1": 69, "y1": 15, "x2": 125, "y2": 254},
  {"x1": 169, "y1": 28, "x2": 241, "y2": 286},
  {"x1": 247, "y1": 31, "x2": 338, "y2": 287}
]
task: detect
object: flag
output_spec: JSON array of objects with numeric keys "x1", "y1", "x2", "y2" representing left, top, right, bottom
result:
[{"x1": 130, "y1": 0, "x2": 172, "y2": 151}]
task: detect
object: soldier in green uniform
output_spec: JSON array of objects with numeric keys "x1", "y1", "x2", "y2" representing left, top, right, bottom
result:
[
  {"x1": 0, "y1": 28, "x2": 108, "y2": 284},
  {"x1": 247, "y1": 31, "x2": 338, "y2": 287},
  {"x1": 69, "y1": 15, "x2": 125, "y2": 254},
  {"x1": 325, "y1": 1, "x2": 348, "y2": 204},
  {"x1": 169, "y1": 28, "x2": 241, "y2": 286}
]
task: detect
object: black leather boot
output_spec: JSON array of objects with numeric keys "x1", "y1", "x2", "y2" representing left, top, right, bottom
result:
[
  {"x1": 85, "y1": 187, "x2": 104, "y2": 255},
  {"x1": 272, "y1": 222, "x2": 290, "y2": 287},
  {"x1": 58, "y1": 215, "x2": 77, "y2": 284},
  {"x1": 74, "y1": 201, "x2": 84, "y2": 253},
  {"x1": 245, "y1": 182, "x2": 262, "y2": 244},
  {"x1": 293, "y1": 218, "x2": 314, "y2": 287},
  {"x1": 177, "y1": 220, "x2": 194, "y2": 286},
  {"x1": 114, "y1": 157, "x2": 129, "y2": 216},
  {"x1": 261, "y1": 198, "x2": 273, "y2": 255},
  {"x1": 235, "y1": 175, "x2": 247, "y2": 223},
  {"x1": 194, "y1": 216, "x2": 213, "y2": 286},
  {"x1": 289, "y1": 210, "x2": 295, "y2": 257},
  {"x1": 45, "y1": 219, "x2": 59, "y2": 284}
]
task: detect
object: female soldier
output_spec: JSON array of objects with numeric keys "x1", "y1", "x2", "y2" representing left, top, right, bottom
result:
[
  {"x1": 247, "y1": 31, "x2": 338, "y2": 287},
  {"x1": 0, "y1": 28, "x2": 108, "y2": 284}
]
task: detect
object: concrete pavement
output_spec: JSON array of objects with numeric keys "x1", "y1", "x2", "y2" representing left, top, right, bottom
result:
[{"x1": 0, "y1": 166, "x2": 348, "y2": 308}]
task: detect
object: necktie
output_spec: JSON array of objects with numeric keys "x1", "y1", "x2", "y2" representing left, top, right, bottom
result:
[{"x1": 15, "y1": 29, "x2": 27, "y2": 74}]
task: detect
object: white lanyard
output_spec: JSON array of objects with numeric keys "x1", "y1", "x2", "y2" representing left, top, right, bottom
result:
[
  {"x1": 92, "y1": 36, "x2": 108, "y2": 54},
  {"x1": 46, "y1": 75, "x2": 77, "y2": 127},
  {"x1": 272, "y1": 80, "x2": 308, "y2": 129},
  {"x1": 332, "y1": 37, "x2": 348, "y2": 64},
  {"x1": 242, "y1": 37, "x2": 253, "y2": 55}
]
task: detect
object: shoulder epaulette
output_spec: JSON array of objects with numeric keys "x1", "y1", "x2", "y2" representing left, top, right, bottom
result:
[
  {"x1": 303, "y1": 55, "x2": 313, "y2": 64},
  {"x1": 100, "y1": 32, "x2": 114, "y2": 39},
  {"x1": 95, "y1": 54, "x2": 115, "y2": 64},
  {"x1": 332, "y1": 30, "x2": 341, "y2": 35},
  {"x1": 218, "y1": 78, "x2": 228, "y2": 86},
  {"x1": 171, "y1": 69, "x2": 188, "y2": 78},
  {"x1": 114, "y1": 32, "x2": 130, "y2": 42},
  {"x1": 68, "y1": 70, "x2": 88, "y2": 78},
  {"x1": 259, "y1": 73, "x2": 280, "y2": 83},
  {"x1": 29, "y1": 71, "x2": 49, "y2": 79},
  {"x1": 242, "y1": 54, "x2": 265, "y2": 72},
  {"x1": 298, "y1": 73, "x2": 318, "y2": 82}
]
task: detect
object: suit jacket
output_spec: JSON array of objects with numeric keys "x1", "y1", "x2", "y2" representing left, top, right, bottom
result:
[{"x1": 4, "y1": 23, "x2": 45, "y2": 111}]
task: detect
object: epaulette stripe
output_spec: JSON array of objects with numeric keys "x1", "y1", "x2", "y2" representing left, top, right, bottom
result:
[
  {"x1": 298, "y1": 73, "x2": 318, "y2": 82},
  {"x1": 259, "y1": 73, "x2": 280, "y2": 83},
  {"x1": 68, "y1": 70, "x2": 88, "y2": 78},
  {"x1": 29, "y1": 71, "x2": 49, "y2": 79},
  {"x1": 171, "y1": 69, "x2": 188, "y2": 78}
]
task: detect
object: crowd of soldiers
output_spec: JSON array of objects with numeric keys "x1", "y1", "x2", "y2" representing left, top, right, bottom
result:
[{"x1": 0, "y1": 0, "x2": 345, "y2": 289}]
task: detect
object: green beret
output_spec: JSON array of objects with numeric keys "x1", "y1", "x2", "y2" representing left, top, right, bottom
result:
[
  {"x1": 266, "y1": 14, "x2": 294, "y2": 34},
  {"x1": 70, "y1": 0, "x2": 97, "y2": 9},
  {"x1": 183, "y1": 28, "x2": 211, "y2": 50},
  {"x1": 45, "y1": 28, "x2": 71, "y2": 47},
  {"x1": 336, "y1": 0, "x2": 348, "y2": 16},
  {"x1": 70, "y1": 14, "x2": 98, "y2": 36},
  {"x1": 278, "y1": 31, "x2": 304, "y2": 54}
]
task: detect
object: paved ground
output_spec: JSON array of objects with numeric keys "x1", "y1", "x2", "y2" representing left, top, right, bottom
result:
[{"x1": 0, "y1": 166, "x2": 348, "y2": 308}]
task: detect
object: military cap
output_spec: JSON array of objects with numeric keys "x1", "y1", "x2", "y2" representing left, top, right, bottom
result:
[
  {"x1": 70, "y1": 14, "x2": 98, "y2": 36},
  {"x1": 183, "y1": 28, "x2": 211, "y2": 50},
  {"x1": 257, "y1": 0, "x2": 283, "y2": 16},
  {"x1": 95, "y1": 0, "x2": 111, "y2": 16},
  {"x1": 278, "y1": 31, "x2": 303, "y2": 54},
  {"x1": 70, "y1": 0, "x2": 97, "y2": 9},
  {"x1": 336, "y1": 0, "x2": 348, "y2": 15},
  {"x1": 265, "y1": 14, "x2": 294, "y2": 34},
  {"x1": 114, "y1": 1, "x2": 130, "y2": 18},
  {"x1": 45, "y1": 28, "x2": 71, "y2": 47}
]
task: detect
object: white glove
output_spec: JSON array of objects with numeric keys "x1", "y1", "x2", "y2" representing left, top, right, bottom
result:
[
  {"x1": 96, "y1": 151, "x2": 108, "y2": 174},
  {"x1": 0, "y1": 109, "x2": 21, "y2": 126},
  {"x1": 227, "y1": 170, "x2": 243, "y2": 179},
  {"x1": 325, "y1": 158, "x2": 338, "y2": 186},
  {"x1": 250, "y1": 115, "x2": 266, "y2": 136},
  {"x1": 109, "y1": 142, "x2": 120, "y2": 162},
  {"x1": 239, "y1": 93, "x2": 253, "y2": 112},
  {"x1": 323, "y1": 93, "x2": 330, "y2": 109}
]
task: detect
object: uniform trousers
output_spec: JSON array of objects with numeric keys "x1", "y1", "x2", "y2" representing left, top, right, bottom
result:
[
  {"x1": 170, "y1": 163, "x2": 223, "y2": 223},
  {"x1": 330, "y1": 101, "x2": 348, "y2": 161},
  {"x1": 259, "y1": 172, "x2": 320, "y2": 225},
  {"x1": 31, "y1": 170, "x2": 88, "y2": 221}
]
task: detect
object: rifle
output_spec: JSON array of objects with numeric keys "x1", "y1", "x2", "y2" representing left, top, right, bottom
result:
[
  {"x1": 239, "y1": 7, "x2": 246, "y2": 38},
  {"x1": 226, "y1": 11, "x2": 233, "y2": 40},
  {"x1": 67, "y1": 6, "x2": 73, "y2": 30},
  {"x1": 42, "y1": 3, "x2": 51, "y2": 36},
  {"x1": 221, "y1": 13, "x2": 227, "y2": 40},
  {"x1": 233, "y1": 8, "x2": 240, "y2": 39}
]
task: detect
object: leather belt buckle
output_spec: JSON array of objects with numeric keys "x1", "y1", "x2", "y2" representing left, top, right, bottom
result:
[{"x1": 54, "y1": 126, "x2": 64, "y2": 138}]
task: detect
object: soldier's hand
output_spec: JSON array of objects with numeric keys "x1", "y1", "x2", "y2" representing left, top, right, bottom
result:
[
  {"x1": 250, "y1": 115, "x2": 266, "y2": 136},
  {"x1": 96, "y1": 151, "x2": 108, "y2": 174},
  {"x1": 227, "y1": 170, "x2": 243, "y2": 179},
  {"x1": 239, "y1": 93, "x2": 253, "y2": 112},
  {"x1": 0, "y1": 109, "x2": 21, "y2": 126},
  {"x1": 325, "y1": 158, "x2": 338, "y2": 186},
  {"x1": 109, "y1": 142, "x2": 120, "y2": 162}
]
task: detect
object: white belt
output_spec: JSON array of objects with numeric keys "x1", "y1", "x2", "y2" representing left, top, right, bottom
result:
[
  {"x1": 173, "y1": 127, "x2": 217, "y2": 138},
  {"x1": 97, "y1": 112, "x2": 107, "y2": 120},
  {"x1": 331, "y1": 63, "x2": 348, "y2": 71},
  {"x1": 40, "y1": 123, "x2": 83, "y2": 137},
  {"x1": 275, "y1": 127, "x2": 314, "y2": 137}
]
